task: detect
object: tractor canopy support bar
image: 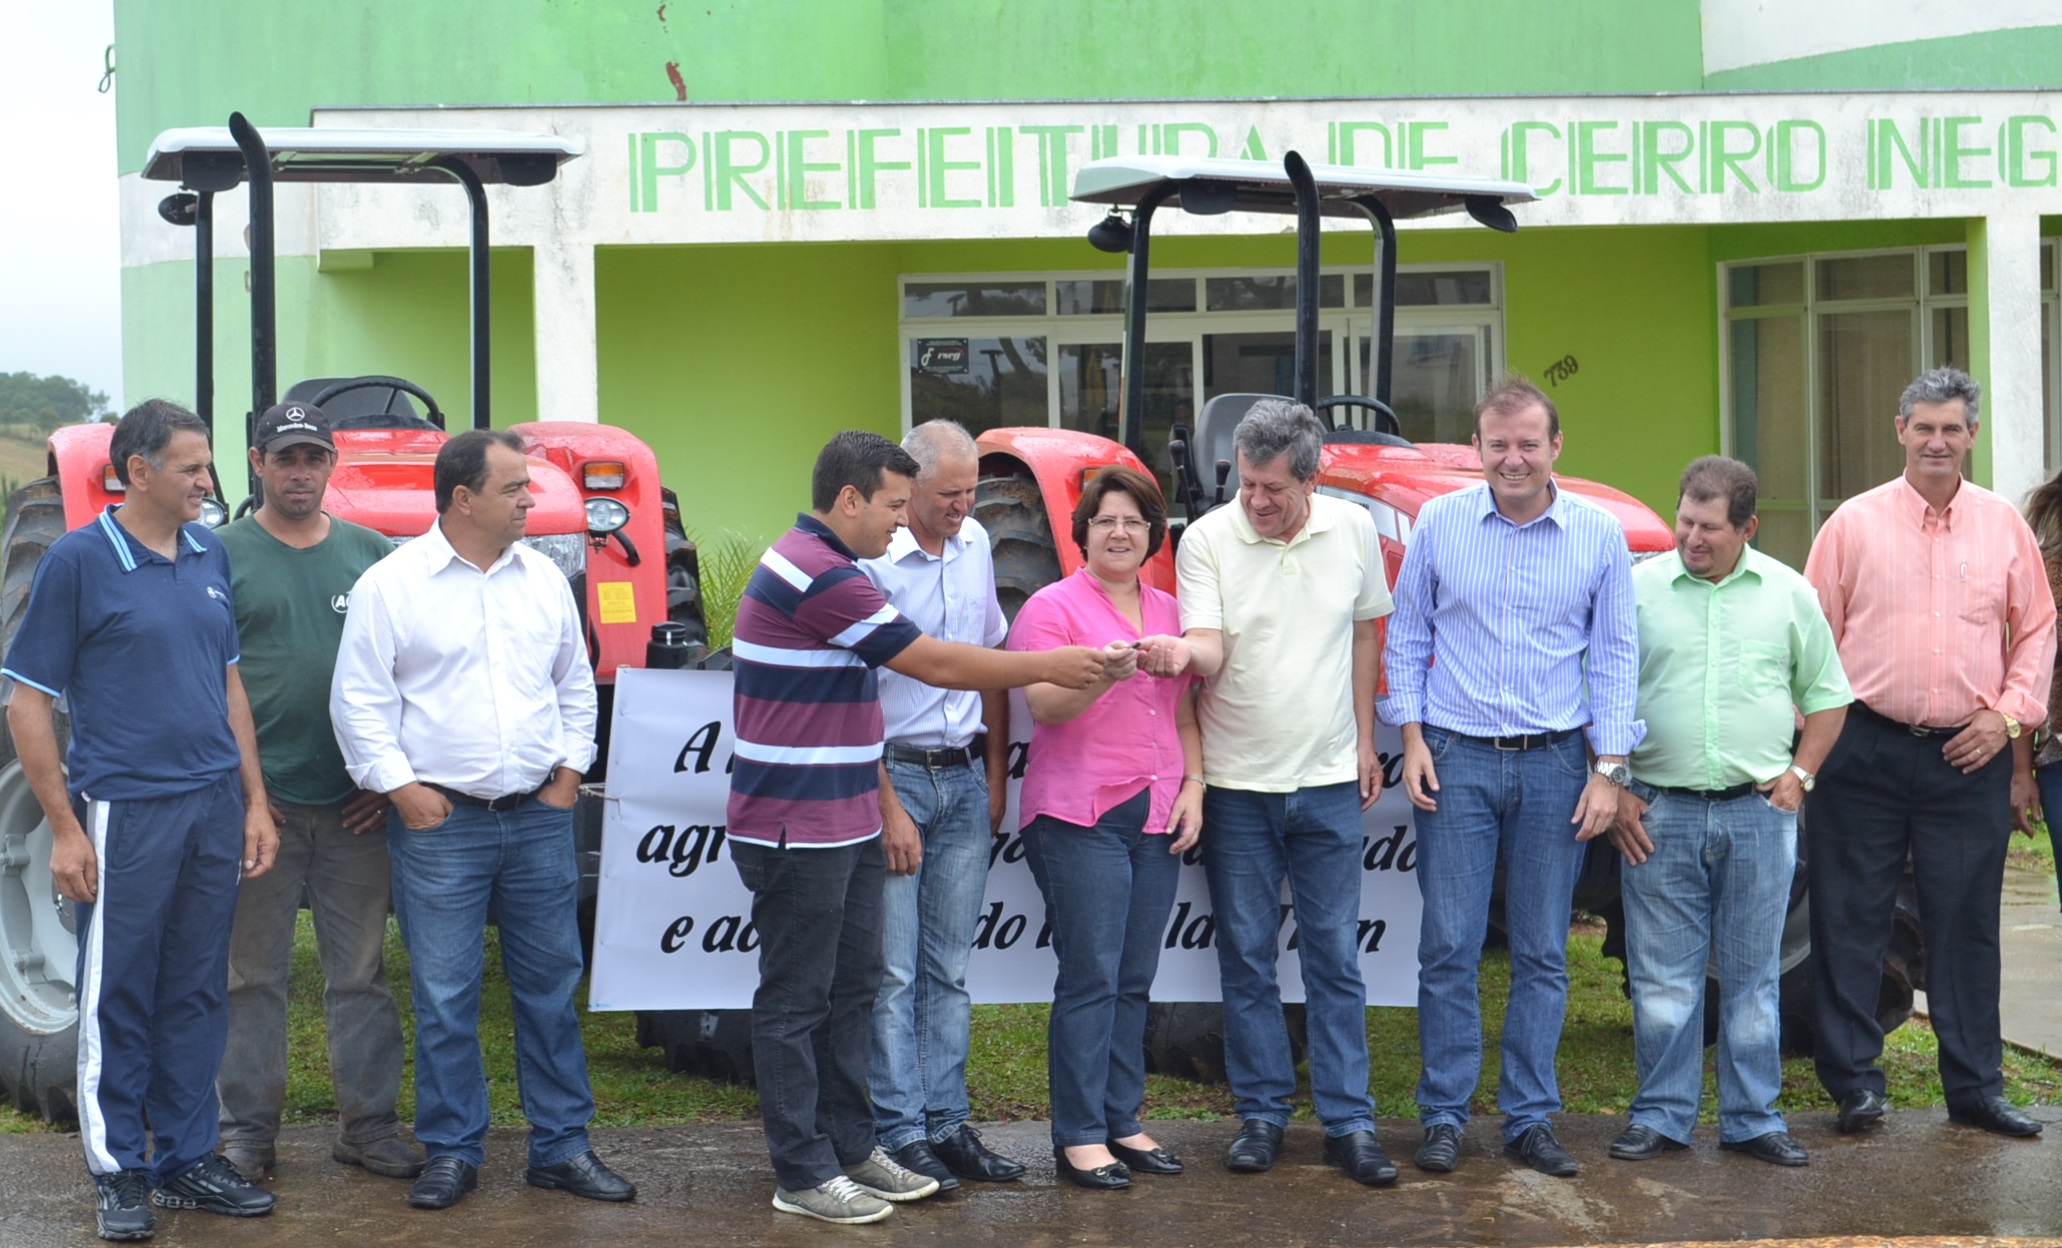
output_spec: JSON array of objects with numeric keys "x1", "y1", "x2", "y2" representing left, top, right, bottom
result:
[
  {"x1": 194, "y1": 191, "x2": 214, "y2": 440},
  {"x1": 1286, "y1": 152, "x2": 1321, "y2": 408},
  {"x1": 1350, "y1": 195, "x2": 1400, "y2": 407},
  {"x1": 1119, "y1": 184, "x2": 1175, "y2": 460},
  {"x1": 434, "y1": 157, "x2": 493, "y2": 430},
  {"x1": 229, "y1": 113, "x2": 276, "y2": 497}
]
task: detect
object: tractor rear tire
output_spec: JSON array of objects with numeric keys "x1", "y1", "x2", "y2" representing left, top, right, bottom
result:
[
  {"x1": 1142, "y1": 1001, "x2": 1308, "y2": 1085},
  {"x1": 0, "y1": 476, "x2": 81, "y2": 1126},
  {"x1": 635, "y1": 1009, "x2": 756, "y2": 1084},
  {"x1": 974, "y1": 472, "x2": 1062, "y2": 623}
]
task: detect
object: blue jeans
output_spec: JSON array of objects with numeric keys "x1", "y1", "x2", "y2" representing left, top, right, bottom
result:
[
  {"x1": 386, "y1": 799, "x2": 595, "y2": 1169},
  {"x1": 1413, "y1": 727, "x2": 1589, "y2": 1142},
  {"x1": 2038, "y1": 766, "x2": 2062, "y2": 914},
  {"x1": 1620, "y1": 786, "x2": 1795, "y2": 1144},
  {"x1": 1200, "y1": 781, "x2": 1375, "y2": 1136},
  {"x1": 870, "y1": 757, "x2": 992, "y2": 1150},
  {"x1": 733, "y1": 836, "x2": 886, "y2": 1191},
  {"x1": 1022, "y1": 789, "x2": 1181, "y2": 1148}
]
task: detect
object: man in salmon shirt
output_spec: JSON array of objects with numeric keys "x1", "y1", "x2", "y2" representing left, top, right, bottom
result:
[{"x1": 1803, "y1": 366, "x2": 2056, "y2": 1141}]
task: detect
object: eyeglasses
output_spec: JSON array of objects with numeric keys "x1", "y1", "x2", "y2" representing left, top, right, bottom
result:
[{"x1": 1087, "y1": 516, "x2": 1151, "y2": 533}]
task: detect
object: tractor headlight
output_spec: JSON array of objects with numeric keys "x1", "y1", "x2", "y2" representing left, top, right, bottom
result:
[
  {"x1": 198, "y1": 497, "x2": 227, "y2": 528},
  {"x1": 585, "y1": 497, "x2": 630, "y2": 535}
]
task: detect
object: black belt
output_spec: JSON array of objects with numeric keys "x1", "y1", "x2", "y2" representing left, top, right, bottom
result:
[
  {"x1": 1651, "y1": 782, "x2": 1758, "y2": 802},
  {"x1": 1852, "y1": 701, "x2": 1962, "y2": 740},
  {"x1": 884, "y1": 743, "x2": 976, "y2": 769},
  {"x1": 426, "y1": 782, "x2": 542, "y2": 812},
  {"x1": 1450, "y1": 727, "x2": 1581, "y2": 753}
]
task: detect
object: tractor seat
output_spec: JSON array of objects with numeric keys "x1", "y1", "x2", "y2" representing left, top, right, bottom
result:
[
  {"x1": 1189, "y1": 392, "x2": 1277, "y2": 497},
  {"x1": 283, "y1": 377, "x2": 441, "y2": 432}
]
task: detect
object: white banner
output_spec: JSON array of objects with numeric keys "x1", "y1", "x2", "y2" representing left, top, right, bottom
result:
[{"x1": 588, "y1": 666, "x2": 1423, "y2": 1011}]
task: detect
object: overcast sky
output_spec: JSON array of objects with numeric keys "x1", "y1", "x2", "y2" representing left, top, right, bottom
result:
[{"x1": 0, "y1": 2, "x2": 122, "y2": 404}]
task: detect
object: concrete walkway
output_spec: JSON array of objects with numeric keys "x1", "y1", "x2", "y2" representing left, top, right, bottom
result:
[
  {"x1": 1997, "y1": 862, "x2": 2062, "y2": 1060},
  {"x1": 2, "y1": 1113, "x2": 2059, "y2": 1247}
]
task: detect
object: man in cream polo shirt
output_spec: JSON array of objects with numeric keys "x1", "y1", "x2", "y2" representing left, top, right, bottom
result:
[{"x1": 1139, "y1": 398, "x2": 1394, "y2": 1187}]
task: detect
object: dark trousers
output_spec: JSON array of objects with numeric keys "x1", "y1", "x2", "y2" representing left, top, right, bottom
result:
[
  {"x1": 733, "y1": 836, "x2": 887, "y2": 1191},
  {"x1": 74, "y1": 774, "x2": 245, "y2": 1184},
  {"x1": 1807, "y1": 708, "x2": 2012, "y2": 1110}
]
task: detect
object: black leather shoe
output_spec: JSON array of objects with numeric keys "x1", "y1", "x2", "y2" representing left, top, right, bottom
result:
[
  {"x1": 408, "y1": 1157, "x2": 479, "y2": 1210},
  {"x1": 1414, "y1": 1122, "x2": 1462, "y2": 1173},
  {"x1": 1224, "y1": 1119, "x2": 1283, "y2": 1172},
  {"x1": 1503, "y1": 1124, "x2": 1579, "y2": 1177},
  {"x1": 525, "y1": 1150, "x2": 637, "y2": 1202},
  {"x1": 1108, "y1": 1139, "x2": 1183, "y2": 1175},
  {"x1": 1721, "y1": 1130, "x2": 1809, "y2": 1166},
  {"x1": 889, "y1": 1139, "x2": 959, "y2": 1192},
  {"x1": 1052, "y1": 1146, "x2": 1130, "y2": 1190},
  {"x1": 1609, "y1": 1123, "x2": 1688, "y2": 1161},
  {"x1": 1948, "y1": 1096, "x2": 2044, "y2": 1138},
  {"x1": 151, "y1": 1154, "x2": 276, "y2": 1217},
  {"x1": 1322, "y1": 1130, "x2": 1398, "y2": 1186},
  {"x1": 1835, "y1": 1089, "x2": 1888, "y2": 1134},
  {"x1": 932, "y1": 1125, "x2": 1025, "y2": 1182}
]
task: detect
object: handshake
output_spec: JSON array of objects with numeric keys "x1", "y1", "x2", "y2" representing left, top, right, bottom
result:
[{"x1": 1039, "y1": 635, "x2": 1195, "y2": 688}]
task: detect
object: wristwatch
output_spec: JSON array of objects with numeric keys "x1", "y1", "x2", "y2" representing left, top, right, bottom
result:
[
  {"x1": 2000, "y1": 712, "x2": 2023, "y2": 740},
  {"x1": 1789, "y1": 764, "x2": 1815, "y2": 793},
  {"x1": 1594, "y1": 761, "x2": 1632, "y2": 788}
]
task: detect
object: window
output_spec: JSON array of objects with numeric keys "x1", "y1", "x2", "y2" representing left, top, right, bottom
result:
[
  {"x1": 1722, "y1": 243, "x2": 2059, "y2": 569},
  {"x1": 900, "y1": 265, "x2": 1504, "y2": 493}
]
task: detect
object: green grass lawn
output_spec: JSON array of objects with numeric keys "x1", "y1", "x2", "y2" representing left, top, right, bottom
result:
[{"x1": 5, "y1": 912, "x2": 2056, "y2": 1135}]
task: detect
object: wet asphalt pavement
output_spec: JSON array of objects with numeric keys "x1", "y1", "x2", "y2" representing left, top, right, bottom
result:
[{"x1": 1, "y1": 1111, "x2": 2057, "y2": 1248}]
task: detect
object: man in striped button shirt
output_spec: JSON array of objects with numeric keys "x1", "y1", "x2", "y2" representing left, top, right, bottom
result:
[
  {"x1": 1381, "y1": 377, "x2": 1642, "y2": 1179},
  {"x1": 727, "y1": 431, "x2": 1105, "y2": 1226}
]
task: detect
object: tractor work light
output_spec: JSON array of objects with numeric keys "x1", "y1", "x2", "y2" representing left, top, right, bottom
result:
[
  {"x1": 199, "y1": 497, "x2": 228, "y2": 529},
  {"x1": 582, "y1": 461, "x2": 627, "y2": 490},
  {"x1": 1086, "y1": 211, "x2": 1134, "y2": 254},
  {"x1": 585, "y1": 496, "x2": 630, "y2": 535},
  {"x1": 100, "y1": 464, "x2": 124, "y2": 493}
]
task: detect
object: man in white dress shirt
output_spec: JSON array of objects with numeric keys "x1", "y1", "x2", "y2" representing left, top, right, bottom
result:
[
  {"x1": 861, "y1": 420, "x2": 1024, "y2": 1189},
  {"x1": 331, "y1": 429, "x2": 635, "y2": 1213}
]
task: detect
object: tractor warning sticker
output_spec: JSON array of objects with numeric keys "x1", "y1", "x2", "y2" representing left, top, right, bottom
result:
[
  {"x1": 598, "y1": 581, "x2": 637, "y2": 625},
  {"x1": 914, "y1": 339, "x2": 969, "y2": 374}
]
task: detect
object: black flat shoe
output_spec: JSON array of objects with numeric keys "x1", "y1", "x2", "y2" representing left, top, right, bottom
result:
[
  {"x1": 408, "y1": 1157, "x2": 479, "y2": 1210},
  {"x1": 1720, "y1": 1130, "x2": 1809, "y2": 1166},
  {"x1": 1107, "y1": 1139, "x2": 1183, "y2": 1175},
  {"x1": 1608, "y1": 1123, "x2": 1688, "y2": 1161},
  {"x1": 1224, "y1": 1119, "x2": 1283, "y2": 1173},
  {"x1": 1835, "y1": 1089, "x2": 1887, "y2": 1134},
  {"x1": 888, "y1": 1140, "x2": 959, "y2": 1192},
  {"x1": 933, "y1": 1125, "x2": 1026, "y2": 1182},
  {"x1": 1414, "y1": 1122, "x2": 1462, "y2": 1173},
  {"x1": 1503, "y1": 1124, "x2": 1579, "y2": 1177},
  {"x1": 1322, "y1": 1130, "x2": 1398, "y2": 1186},
  {"x1": 1052, "y1": 1147, "x2": 1131, "y2": 1190},
  {"x1": 1948, "y1": 1096, "x2": 2044, "y2": 1138},
  {"x1": 525, "y1": 1149, "x2": 637, "y2": 1202}
]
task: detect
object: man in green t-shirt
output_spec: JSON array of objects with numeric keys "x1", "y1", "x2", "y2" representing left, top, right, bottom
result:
[{"x1": 216, "y1": 403, "x2": 424, "y2": 1183}]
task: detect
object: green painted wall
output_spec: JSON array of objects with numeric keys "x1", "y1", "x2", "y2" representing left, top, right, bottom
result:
[
  {"x1": 1704, "y1": 26, "x2": 2062, "y2": 93},
  {"x1": 112, "y1": 0, "x2": 1704, "y2": 171},
  {"x1": 120, "y1": 250, "x2": 536, "y2": 507}
]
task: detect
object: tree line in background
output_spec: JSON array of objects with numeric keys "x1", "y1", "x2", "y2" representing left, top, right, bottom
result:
[{"x1": 0, "y1": 372, "x2": 113, "y2": 432}]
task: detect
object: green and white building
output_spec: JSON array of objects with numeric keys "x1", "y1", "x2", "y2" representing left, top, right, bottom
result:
[{"x1": 112, "y1": 0, "x2": 2062, "y2": 563}]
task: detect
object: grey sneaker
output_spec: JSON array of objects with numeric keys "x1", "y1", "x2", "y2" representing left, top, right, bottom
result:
[
  {"x1": 219, "y1": 1142, "x2": 275, "y2": 1180},
  {"x1": 333, "y1": 1134, "x2": 427, "y2": 1179},
  {"x1": 843, "y1": 1146, "x2": 942, "y2": 1202},
  {"x1": 771, "y1": 1175, "x2": 893, "y2": 1224}
]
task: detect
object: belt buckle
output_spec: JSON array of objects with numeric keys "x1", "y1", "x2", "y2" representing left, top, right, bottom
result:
[
  {"x1": 1907, "y1": 724, "x2": 1930, "y2": 738},
  {"x1": 1493, "y1": 735, "x2": 1523, "y2": 752}
]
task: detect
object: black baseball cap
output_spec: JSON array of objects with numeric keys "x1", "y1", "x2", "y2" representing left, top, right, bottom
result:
[{"x1": 254, "y1": 402, "x2": 336, "y2": 453}]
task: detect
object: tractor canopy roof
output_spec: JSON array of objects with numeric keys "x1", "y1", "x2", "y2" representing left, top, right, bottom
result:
[
  {"x1": 142, "y1": 127, "x2": 581, "y2": 190},
  {"x1": 1070, "y1": 154, "x2": 1533, "y2": 223}
]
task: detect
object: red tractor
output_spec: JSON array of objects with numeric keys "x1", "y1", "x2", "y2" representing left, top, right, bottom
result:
[
  {"x1": 0, "y1": 117, "x2": 706, "y2": 1123},
  {"x1": 970, "y1": 153, "x2": 1919, "y2": 1078}
]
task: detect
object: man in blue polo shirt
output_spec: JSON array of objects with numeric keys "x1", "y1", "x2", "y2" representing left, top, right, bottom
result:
[{"x1": 3, "y1": 400, "x2": 279, "y2": 1242}]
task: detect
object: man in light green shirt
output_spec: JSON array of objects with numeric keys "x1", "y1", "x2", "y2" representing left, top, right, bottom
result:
[{"x1": 1607, "y1": 456, "x2": 1850, "y2": 1170}]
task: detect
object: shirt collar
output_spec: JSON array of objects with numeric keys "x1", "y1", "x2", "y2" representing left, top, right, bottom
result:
[
  {"x1": 1471, "y1": 478, "x2": 1567, "y2": 529},
  {"x1": 97, "y1": 504, "x2": 209, "y2": 574},
  {"x1": 1227, "y1": 492, "x2": 1336, "y2": 547},
  {"x1": 1894, "y1": 472, "x2": 1964, "y2": 528},
  {"x1": 1664, "y1": 544, "x2": 1766, "y2": 590},
  {"x1": 884, "y1": 521, "x2": 965, "y2": 565},
  {"x1": 796, "y1": 512, "x2": 861, "y2": 563},
  {"x1": 418, "y1": 517, "x2": 520, "y2": 576}
]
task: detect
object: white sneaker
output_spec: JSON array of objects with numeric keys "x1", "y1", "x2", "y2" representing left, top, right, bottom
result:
[
  {"x1": 843, "y1": 1146, "x2": 942, "y2": 1202},
  {"x1": 771, "y1": 1175, "x2": 893, "y2": 1224}
]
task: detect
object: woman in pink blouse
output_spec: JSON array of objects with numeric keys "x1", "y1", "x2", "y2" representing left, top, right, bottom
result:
[{"x1": 1007, "y1": 466, "x2": 1202, "y2": 1191}]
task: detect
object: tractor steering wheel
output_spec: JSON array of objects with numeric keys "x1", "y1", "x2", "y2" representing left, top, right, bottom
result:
[
  {"x1": 1314, "y1": 395, "x2": 1403, "y2": 438},
  {"x1": 307, "y1": 375, "x2": 446, "y2": 430}
]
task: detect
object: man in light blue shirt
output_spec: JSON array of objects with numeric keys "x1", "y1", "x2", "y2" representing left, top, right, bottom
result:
[
  {"x1": 1380, "y1": 377, "x2": 1641, "y2": 1179},
  {"x1": 859, "y1": 420, "x2": 1021, "y2": 1189}
]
